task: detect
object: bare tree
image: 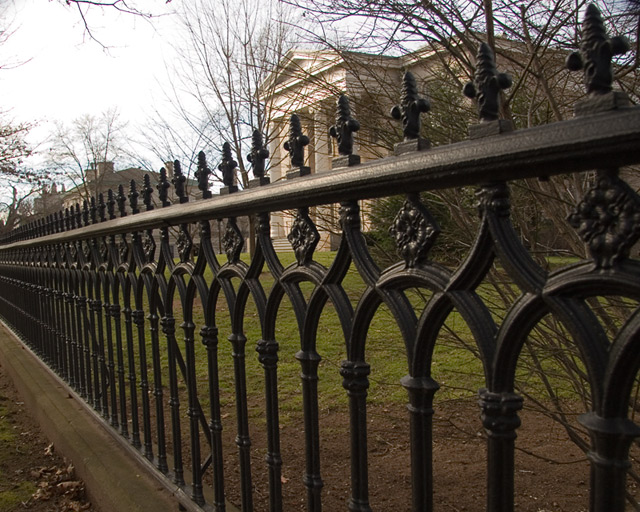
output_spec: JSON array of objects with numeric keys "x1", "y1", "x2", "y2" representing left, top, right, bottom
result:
[
  {"x1": 163, "y1": 0, "x2": 300, "y2": 188},
  {"x1": 47, "y1": 108, "x2": 127, "y2": 201}
]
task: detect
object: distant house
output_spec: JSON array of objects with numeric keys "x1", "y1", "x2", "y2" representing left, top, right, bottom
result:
[
  {"x1": 260, "y1": 48, "x2": 429, "y2": 250},
  {"x1": 59, "y1": 161, "x2": 200, "y2": 212},
  {"x1": 260, "y1": 42, "x2": 574, "y2": 251}
]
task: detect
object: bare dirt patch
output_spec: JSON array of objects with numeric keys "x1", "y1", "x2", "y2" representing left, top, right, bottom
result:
[{"x1": 213, "y1": 398, "x2": 592, "y2": 512}]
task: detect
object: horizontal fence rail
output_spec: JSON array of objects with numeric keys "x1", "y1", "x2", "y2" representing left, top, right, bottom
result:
[{"x1": 1, "y1": 6, "x2": 640, "y2": 511}]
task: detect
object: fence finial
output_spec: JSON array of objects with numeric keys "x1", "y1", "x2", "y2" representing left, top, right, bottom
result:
[
  {"x1": 219, "y1": 142, "x2": 237, "y2": 188},
  {"x1": 566, "y1": 4, "x2": 629, "y2": 96},
  {"x1": 463, "y1": 43, "x2": 512, "y2": 123},
  {"x1": 392, "y1": 72, "x2": 430, "y2": 140},
  {"x1": 247, "y1": 130, "x2": 269, "y2": 180},
  {"x1": 117, "y1": 184, "x2": 127, "y2": 217},
  {"x1": 98, "y1": 193, "x2": 106, "y2": 222},
  {"x1": 284, "y1": 114, "x2": 309, "y2": 169},
  {"x1": 106, "y1": 189, "x2": 116, "y2": 220},
  {"x1": 331, "y1": 95, "x2": 360, "y2": 155},
  {"x1": 129, "y1": 180, "x2": 139, "y2": 215},
  {"x1": 64, "y1": 208, "x2": 71, "y2": 231},
  {"x1": 142, "y1": 174, "x2": 154, "y2": 211},
  {"x1": 196, "y1": 151, "x2": 212, "y2": 199},
  {"x1": 157, "y1": 168, "x2": 171, "y2": 207},
  {"x1": 90, "y1": 196, "x2": 97, "y2": 224},
  {"x1": 82, "y1": 200, "x2": 90, "y2": 227},
  {"x1": 74, "y1": 203, "x2": 81, "y2": 228},
  {"x1": 172, "y1": 160, "x2": 188, "y2": 203}
]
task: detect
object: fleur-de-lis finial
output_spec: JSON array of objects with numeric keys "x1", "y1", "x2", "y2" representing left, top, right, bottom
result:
[
  {"x1": 172, "y1": 160, "x2": 188, "y2": 203},
  {"x1": 391, "y1": 72, "x2": 430, "y2": 140},
  {"x1": 247, "y1": 130, "x2": 269, "y2": 179},
  {"x1": 463, "y1": 43, "x2": 512, "y2": 123},
  {"x1": 117, "y1": 184, "x2": 127, "y2": 217},
  {"x1": 142, "y1": 174, "x2": 154, "y2": 211},
  {"x1": 219, "y1": 142, "x2": 237, "y2": 188},
  {"x1": 330, "y1": 95, "x2": 360, "y2": 156},
  {"x1": 195, "y1": 151, "x2": 212, "y2": 199},
  {"x1": 129, "y1": 179, "x2": 139, "y2": 214},
  {"x1": 157, "y1": 167, "x2": 171, "y2": 207},
  {"x1": 566, "y1": 3, "x2": 629, "y2": 96},
  {"x1": 283, "y1": 114, "x2": 309, "y2": 168}
]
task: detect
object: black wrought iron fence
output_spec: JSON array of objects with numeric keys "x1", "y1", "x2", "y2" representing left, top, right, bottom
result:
[{"x1": 1, "y1": 5, "x2": 640, "y2": 512}]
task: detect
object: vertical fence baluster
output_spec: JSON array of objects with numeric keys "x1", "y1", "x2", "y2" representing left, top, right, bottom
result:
[
  {"x1": 162, "y1": 316, "x2": 185, "y2": 486},
  {"x1": 202, "y1": 325, "x2": 226, "y2": 510}
]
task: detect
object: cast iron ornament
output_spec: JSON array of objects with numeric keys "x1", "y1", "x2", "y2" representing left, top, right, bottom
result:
[
  {"x1": 98, "y1": 238, "x2": 109, "y2": 262},
  {"x1": 247, "y1": 130, "x2": 269, "y2": 179},
  {"x1": 106, "y1": 190, "x2": 116, "y2": 220},
  {"x1": 176, "y1": 226, "x2": 193, "y2": 262},
  {"x1": 195, "y1": 151, "x2": 212, "y2": 199},
  {"x1": 157, "y1": 167, "x2": 171, "y2": 207},
  {"x1": 98, "y1": 193, "x2": 106, "y2": 222},
  {"x1": 118, "y1": 235, "x2": 129, "y2": 263},
  {"x1": 82, "y1": 200, "x2": 89, "y2": 227},
  {"x1": 283, "y1": 114, "x2": 309, "y2": 168},
  {"x1": 172, "y1": 160, "x2": 188, "y2": 204},
  {"x1": 116, "y1": 185, "x2": 127, "y2": 217},
  {"x1": 287, "y1": 207, "x2": 320, "y2": 265},
  {"x1": 391, "y1": 72, "x2": 430, "y2": 140},
  {"x1": 463, "y1": 43, "x2": 512, "y2": 122},
  {"x1": 568, "y1": 171, "x2": 640, "y2": 268},
  {"x1": 476, "y1": 182, "x2": 511, "y2": 218},
  {"x1": 330, "y1": 95, "x2": 360, "y2": 155},
  {"x1": 142, "y1": 174, "x2": 154, "y2": 211},
  {"x1": 89, "y1": 197, "x2": 97, "y2": 224},
  {"x1": 142, "y1": 232, "x2": 156, "y2": 263},
  {"x1": 129, "y1": 180, "x2": 139, "y2": 215},
  {"x1": 222, "y1": 219, "x2": 243, "y2": 263},
  {"x1": 219, "y1": 142, "x2": 237, "y2": 188},
  {"x1": 390, "y1": 194, "x2": 441, "y2": 268},
  {"x1": 566, "y1": 4, "x2": 629, "y2": 96}
]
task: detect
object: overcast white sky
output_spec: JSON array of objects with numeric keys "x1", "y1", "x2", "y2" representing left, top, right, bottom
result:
[{"x1": 0, "y1": 0, "x2": 177, "y2": 160}]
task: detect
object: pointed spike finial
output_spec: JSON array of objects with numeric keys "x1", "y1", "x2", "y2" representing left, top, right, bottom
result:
[
  {"x1": 283, "y1": 114, "x2": 309, "y2": 168},
  {"x1": 566, "y1": 3, "x2": 630, "y2": 96},
  {"x1": 117, "y1": 184, "x2": 127, "y2": 217},
  {"x1": 330, "y1": 95, "x2": 360, "y2": 155},
  {"x1": 157, "y1": 168, "x2": 171, "y2": 207},
  {"x1": 142, "y1": 174, "x2": 154, "y2": 211},
  {"x1": 172, "y1": 160, "x2": 188, "y2": 203},
  {"x1": 391, "y1": 72, "x2": 430, "y2": 140},
  {"x1": 247, "y1": 130, "x2": 269, "y2": 179},
  {"x1": 219, "y1": 142, "x2": 238, "y2": 188},
  {"x1": 195, "y1": 151, "x2": 212, "y2": 199},
  {"x1": 463, "y1": 43, "x2": 512, "y2": 122}
]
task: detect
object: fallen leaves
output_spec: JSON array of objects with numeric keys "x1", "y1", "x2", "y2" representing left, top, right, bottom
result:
[{"x1": 26, "y1": 458, "x2": 92, "y2": 510}]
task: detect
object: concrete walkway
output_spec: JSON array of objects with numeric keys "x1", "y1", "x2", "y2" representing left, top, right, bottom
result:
[{"x1": 0, "y1": 321, "x2": 196, "y2": 512}]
